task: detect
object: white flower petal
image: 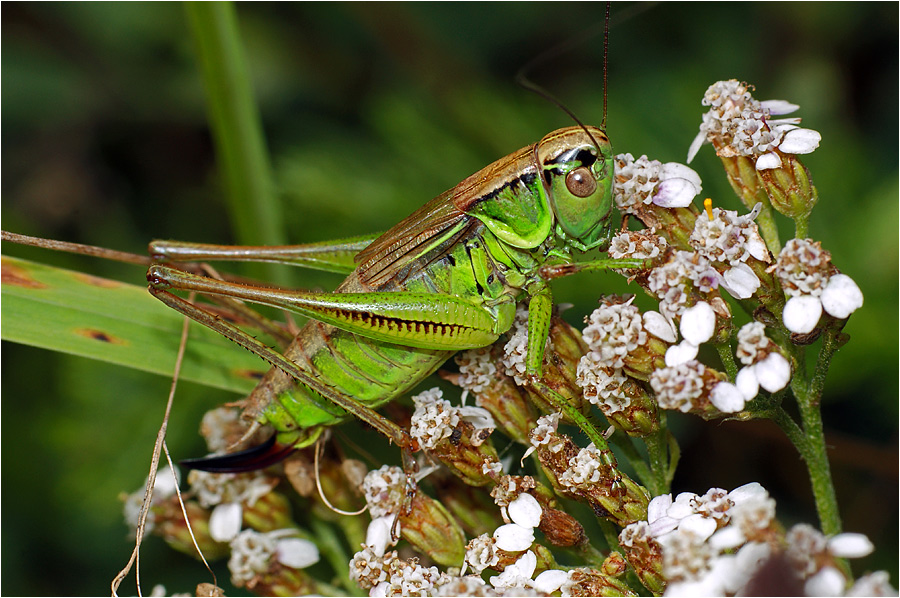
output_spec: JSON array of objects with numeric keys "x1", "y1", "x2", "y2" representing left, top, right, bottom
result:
[
  {"x1": 755, "y1": 151, "x2": 782, "y2": 170},
  {"x1": 722, "y1": 263, "x2": 761, "y2": 299},
  {"x1": 648, "y1": 516, "x2": 680, "y2": 538},
  {"x1": 647, "y1": 494, "x2": 673, "y2": 523},
  {"x1": 493, "y1": 523, "x2": 535, "y2": 552},
  {"x1": 507, "y1": 493, "x2": 542, "y2": 529},
  {"x1": 365, "y1": 515, "x2": 395, "y2": 556},
  {"x1": 820, "y1": 273, "x2": 864, "y2": 319},
  {"x1": 760, "y1": 99, "x2": 800, "y2": 115},
  {"x1": 668, "y1": 493, "x2": 698, "y2": 519},
  {"x1": 678, "y1": 513, "x2": 719, "y2": 540},
  {"x1": 783, "y1": 295, "x2": 822, "y2": 333},
  {"x1": 652, "y1": 177, "x2": 698, "y2": 208},
  {"x1": 728, "y1": 482, "x2": 767, "y2": 504},
  {"x1": 458, "y1": 406, "x2": 496, "y2": 430},
  {"x1": 779, "y1": 128, "x2": 821, "y2": 154},
  {"x1": 276, "y1": 538, "x2": 320, "y2": 569},
  {"x1": 680, "y1": 301, "x2": 716, "y2": 345},
  {"x1": 687, "y1": 130, "x2": 706, "y2": 163},
  {"x1": 665, "y1": 340, "x2": 699, "y2": 366},
  {"x1": 710, "y1": 381, "x2": 746, "y2": 413},
  {"x1": 735, "y1": 366, "x2": 760, "y2": 400},
  {"x1": 709, "y1": 525, "x2": 746, "y2": 551},
  {"x1": 804, "y1": 566, "x2": 846, "y2": 597},
  {"x1": 754, "y1": 353, "x2": 791, "y2": 392},
  {"x1": 662, "y1": 162, "x2": 703, "y2": 193},
  {"x1": 534, "y1": 569, "x2": 568, "y2": 593},
  {"x1": 209, "y1": 502, "x2": 243, "y2": 542},
  {"x1": 828, "y1": 533, "x2": 874, "y2": 558},
  {"x1": 644, "y1": 310, "x2": 678, "y2": 343}
]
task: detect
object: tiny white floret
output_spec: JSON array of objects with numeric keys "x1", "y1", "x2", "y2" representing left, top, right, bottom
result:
[
  {"x1": 754, "y1": 353, "x2": 791, "y2": 392},
  {"x1": 710, "y1": 381, "x2": 746, "y2": 413},
  {"x1": 783, "y1": 294, "x2": 822, "y2": 333},
  {"x1": 493, "y1": 523, "x2": 535, "y2": 552},
  {"x1": 828, "y1": 532, "x2": 874, "y2": 558},
  {"x1": 680, "y1": 301, "x2": 716, "y2": 345},
  {"x1": 804, "y1": 566, "x2": 846, "y2": 597},
  {"x1": 209, "y1": 501, "x2": 243, "y2": 542},
  {"x1": 644, "y1": 310, "x2": 678, "y2": 343},
  {"x1": 275, "y1": 537, "x2": 320, "y2": 569},
  {"x1": 533, "y1": 569, "x2": 568, "y2": 594},
  {"x1": 735, "y1": 366, "x2": 760, "y2": 400},
  {"x1": 665, "y1": 340, "x2": 699, "y2": 366},
  {"x1": 820, "y1": 273, "x2": 863, "y2": 319},
  {"x1": 507, "y1": 493, "x2": 542, "y2": 529}
]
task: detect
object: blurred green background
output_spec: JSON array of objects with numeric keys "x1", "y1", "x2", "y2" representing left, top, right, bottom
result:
[{"x1": 2, "y1": 2, "x2": 896, "y2": 595}]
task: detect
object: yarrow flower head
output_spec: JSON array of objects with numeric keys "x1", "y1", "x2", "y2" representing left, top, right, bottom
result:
[
  {"x1": 615, "y1": 153, "x2": 702, "y2": 212},
  {"x1": 775, "y1": 238, "x2": 863, "y2": 333},
  {"x1": 228, "y1": 528, "x2": 319, "y2": 591},
  {"x1": 188, "y1": 469, "x2": 278, "y2": 542},
  {"x1": 688, "y1": 79, "x2": 820, "y2": 168}
]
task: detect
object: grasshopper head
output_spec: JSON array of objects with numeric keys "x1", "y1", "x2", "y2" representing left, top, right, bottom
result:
[{"x1": 537, "y1": 126, "x2": 614, "y2": 252}]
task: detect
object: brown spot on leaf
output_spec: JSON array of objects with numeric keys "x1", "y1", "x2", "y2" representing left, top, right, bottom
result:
[
  {"x1": 74, "y1": 327, "x2": 128, "y2": 345},
  {"x1": 1, "y1": 259, "x2": 47, "y2": 289},
  {"x1": 74, "y1": 272, "x2": 122, "y2": 289}
]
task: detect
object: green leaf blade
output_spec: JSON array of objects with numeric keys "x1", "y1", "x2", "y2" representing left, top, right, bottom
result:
[{"x1": 2, "y1": 256, "x2": 262, "y2": 394}]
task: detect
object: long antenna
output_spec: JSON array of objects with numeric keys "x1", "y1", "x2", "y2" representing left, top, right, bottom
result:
[{"x1": 602, "y1": 1, "x2": 610, "y2": 128}]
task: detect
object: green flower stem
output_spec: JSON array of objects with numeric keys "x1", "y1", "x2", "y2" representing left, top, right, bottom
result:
[
  {"x1": 185, "y1": 2, "x2": 288, "y2": 284},
  {"x1": 609, "y1": 433, "x2": 652, "y2": 489},
  {"x1": 793, "y1": 213, "x2": 810, "y2": 240},
  {"x1": 641, "y1": 429, "x2": 670, "y2": 496},
  {"x1": 776, "y1": 330, "x2": 843, "y2": 536},
  {"x1": 716, "y1": 341, "x2": 739, "y2": 380},
  {"x1": 308, "y1": 518, "x2": 363, "y2": 595},
  {"x1": 754, "y1": 203, "x2": 782, "y2": 256}
]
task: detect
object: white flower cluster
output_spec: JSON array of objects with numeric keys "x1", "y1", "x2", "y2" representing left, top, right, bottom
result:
[
  {"x1": 581, "y1": 298, "x2": 649, "y2": 369},
  {"x1": 454, "y1": 347, "x2": 497, "y2": 399},
  {"x1": 528, "y1": 413, "x2": 564, "y2": 452},
  {"x1": 228, "y1": 529, "x2": 319, "y2": 586},
  {"x1": 409, "y1": 387, "x2": 495, "y2": 449},
  {"x1": 362, "y1": 465, "x2": 407, "y2": 520},
  {"x1": 733, "y1": 322, "x2": 791, "y2": 399},
  {"x1": 774, "y1": 238, "x2": 863, "y2": 334},
  {"x1": 688, "y1": 79, "x2": 821, "y2": 169},
  {"x1": 620, "y1": 483, "x2": 892, "y2": 597},
  {"x1": 614, "y1": 153, "x2": 702, "y2": 212},
  {"x1": 349, "y1": 545, "x2": 446, "y2": 596},
  {"x1": 188, "y1": 469, "x2": 277, "y2": 542},
  {"x1": 690, "y1": 204, "x2": 769, "y2": 300},
  {"x1": 647, "y1": 251, "x2": 721, "y2": 321},
  {"x1": 608, "y1": 228, "x2": 669, "y2": 264},
  {"x1": 649, "y1": 360, "x2": 709, "y2": 413},
  {"x1": 558, "y1": 443, "x2": 613, "y2": 488}
]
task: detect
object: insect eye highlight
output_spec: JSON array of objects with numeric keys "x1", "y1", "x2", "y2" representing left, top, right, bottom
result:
[{"x1": 565, "y1": 166, "x2": 597, "y2": 198}]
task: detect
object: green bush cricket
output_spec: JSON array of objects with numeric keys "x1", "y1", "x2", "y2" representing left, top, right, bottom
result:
[{"x1": 145, "y1": 124, "x2": 645, "y2": 471}]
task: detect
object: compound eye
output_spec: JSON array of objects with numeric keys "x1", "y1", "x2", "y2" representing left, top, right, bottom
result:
[{"x1": 565, "y1": 166, "x2": 597, "y2": 198}]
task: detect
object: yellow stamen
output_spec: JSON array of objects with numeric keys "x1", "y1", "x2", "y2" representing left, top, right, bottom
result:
[{"x1": 704, "y1": 197, "x2": 714, "y2": 221}]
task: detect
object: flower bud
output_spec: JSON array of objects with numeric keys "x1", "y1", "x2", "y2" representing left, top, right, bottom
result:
[
  {"x1": 756, "y1": 152, "x2": 818, "y2": 220},
  {"x1": 538, "y1": 507, "x2": 587, "y2": 547},
  {"x1": 241, "y1": 490, "x2": 294, "y2": 533},
  {"x1": 398, "y1": 491, "x2": 467, "y2": 567},
  {"x1": 561, "y1": 566, "x2": 636, "y2": 597}
]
